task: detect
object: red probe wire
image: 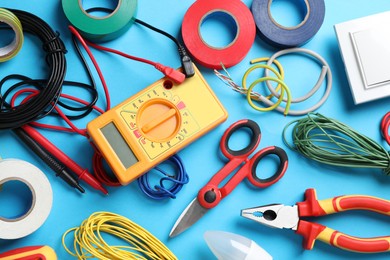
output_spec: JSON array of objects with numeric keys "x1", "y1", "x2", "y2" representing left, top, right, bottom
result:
[
  {"x1": 10, "y1": 26, "x2": 185, "y2": 189},
  {"x1": 381, "y1": 112, "x2": 390, "y2": 145},
  {"x1": 11, "y1": 88, "x2": 104, "y2": 135},
  {"x1": 68, "y1": 26, "x2": 111, "y2": 112},
  {"x1": 71, "y1": 27, "x2": 185, "y2": 85}
]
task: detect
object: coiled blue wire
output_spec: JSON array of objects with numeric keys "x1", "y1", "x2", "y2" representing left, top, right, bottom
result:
[{"x1": 137, "y1": 154, "x2": 189, "y2": 200}]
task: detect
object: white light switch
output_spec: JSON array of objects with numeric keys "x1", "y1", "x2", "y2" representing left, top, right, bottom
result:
[
  {"x1": 335, "y1": 11, "x2": 390, "y2": 104},
  {"x1": 352, "y1": 28, "x2": 390, "y2": 88}
]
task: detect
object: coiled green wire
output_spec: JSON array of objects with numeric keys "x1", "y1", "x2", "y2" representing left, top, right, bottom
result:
[{"x1": 283, "y1": 113, "x2": 390, "y2": 175}]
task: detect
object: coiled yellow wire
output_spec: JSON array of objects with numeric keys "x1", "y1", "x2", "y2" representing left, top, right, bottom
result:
[
  {"x1": 243, "y1": 57, "x2": 285, "y2": 101},
  {"x1": 214, "y1": 58, "x2": 292, "y2": 115},
  {"x1": 62, "y1": 212, "x2": 177, "y2": 260},
  {"x1": 242, "y1": 60, "x2": 291, "y2": 115}
]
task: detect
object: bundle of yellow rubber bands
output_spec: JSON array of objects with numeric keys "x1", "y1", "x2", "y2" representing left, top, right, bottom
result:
[
  {"x1": 215, "y1": 48, "x2": 332, "y2": 116},
  {"x1": 62, "y1": 212, "x2": 177, "y2": 260}
]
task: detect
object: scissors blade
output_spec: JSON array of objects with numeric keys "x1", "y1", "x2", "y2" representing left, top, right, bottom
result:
[{"x1": 169, "y1": 198, "x2": 209, "y2": 238}]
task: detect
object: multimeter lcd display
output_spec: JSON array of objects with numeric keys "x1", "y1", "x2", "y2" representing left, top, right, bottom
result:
[{"x1": 101, "y1": 122, "x2": 139, "y2": 169}]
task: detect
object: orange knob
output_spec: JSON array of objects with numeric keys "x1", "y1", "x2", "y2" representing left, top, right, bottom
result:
[{"x1": 137, "y1": 99, "x2": 181, "y2": 142}]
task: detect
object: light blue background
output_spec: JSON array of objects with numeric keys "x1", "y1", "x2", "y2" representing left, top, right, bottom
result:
[{"x1": 1, "y1": 0, "x2": 390, "y2": 259}]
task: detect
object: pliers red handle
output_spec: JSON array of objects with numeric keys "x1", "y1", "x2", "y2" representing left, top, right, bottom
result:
[{"x1": 241, "y1": 188, "x2": 390, "y2": 253}]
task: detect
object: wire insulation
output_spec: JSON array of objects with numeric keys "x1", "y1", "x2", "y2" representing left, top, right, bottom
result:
[
  {"x1": 62, "y1": 212, "x2": 177, "y2": 260},
  {"x1": 215, "y1": 60, "x2": 291, "y2": 115},
  {"x1": 138, "y1": 155, "x2": 189, "y2": 200},
  {"x1": 243, "y1": 63, "x2": 291, "y2": 115},
  {"x1": 264, "y1": 48, "x2": 332, "y2": 115},
  {"x1": 215, "y1": 48, "x2": 332, "y2": 116},
  {"x1": 283, "y1": 113, "x2": 390, "y2": 175},
  {"x1": 215, "y1": 58, "x2": 285, "y2": 101}
]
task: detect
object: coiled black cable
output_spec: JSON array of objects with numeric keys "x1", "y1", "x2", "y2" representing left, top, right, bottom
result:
[
  {"x1": 0, "y1": 33, "x2": 99, "y2": 121},
  {"x1": 0, "y1": 9, "x2": 67, "y2": 129}
]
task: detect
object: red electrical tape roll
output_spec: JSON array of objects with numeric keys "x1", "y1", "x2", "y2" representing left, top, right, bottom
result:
[{"x1": 182, "y1": 0, "x2": 256, "y2": 69}]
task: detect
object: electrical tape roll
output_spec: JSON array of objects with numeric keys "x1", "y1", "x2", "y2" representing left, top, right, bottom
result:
[
  {"x1": 0, "y1": 159, "x2": 53, "y2": 239},
  {"x1": 251, "y1": 0, "x2": 325, "y2": 48},
  {"x1": 182, "y1": 0, "x2": 256, "y2": 69},
  {"x1": 61, "y1": 0, "x2": 137, "y2": 42},
  {"x1": 0, "y1": 8, "x2": 24, "y2": 62}
]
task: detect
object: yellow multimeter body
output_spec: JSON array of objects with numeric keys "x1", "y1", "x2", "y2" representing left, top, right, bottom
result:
[{"x1": 87, "y1": 65, "x2": 228, "y2": 185}]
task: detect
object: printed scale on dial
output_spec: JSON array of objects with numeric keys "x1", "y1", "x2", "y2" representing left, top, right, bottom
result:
[{"x1": 120, "y1": 84, "x2": 200, "y2": 160}]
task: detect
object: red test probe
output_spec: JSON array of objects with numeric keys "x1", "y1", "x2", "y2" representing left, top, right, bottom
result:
[
  {"x1": 22, "y1": 125, "x2": 108, "y2": 195},
  {"x1": 13, "y1": 127, "x2": 85, "y2": 193}
]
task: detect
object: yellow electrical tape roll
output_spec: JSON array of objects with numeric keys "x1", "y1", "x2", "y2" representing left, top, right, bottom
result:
[
  {"x1": 0, "y1": 8, "x2": 23, "y2": 62},
  {"x1": 62, "y1": 0, "x2": 137, "y2": 42}
]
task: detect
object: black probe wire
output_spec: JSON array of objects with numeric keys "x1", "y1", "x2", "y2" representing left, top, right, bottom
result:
[
  {"x1": 134, "y1": 18, "x2": 195, "y2": 78},
  {"x1": 85, "y1": 7, "x2": 194, "y2": 77},
  {"x1": 0, "y1": 9, "x2": 67, "y2": 129},
  {"x1": 135, "y1": 18, "x2": 181, "y2": 47}
]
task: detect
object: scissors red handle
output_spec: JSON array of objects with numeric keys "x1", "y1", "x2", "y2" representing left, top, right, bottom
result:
[{"x1": 197, "y1": 119, "x2": 288, "y2": 209}]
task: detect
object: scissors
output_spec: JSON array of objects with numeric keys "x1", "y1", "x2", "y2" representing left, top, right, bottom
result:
[
  {"x1": 241, "y1": 188, "x2": 390, "y2": 253},
  {"x1": 169, "y1": 119, "x2": 288, "y2": 237}
]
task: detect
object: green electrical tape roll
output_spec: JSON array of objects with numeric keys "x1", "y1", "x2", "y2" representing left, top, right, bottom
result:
[
  {"x1": 0, "y1": 8, "x2": 24, "y2": 62},
  {"x1": 62, "y1": 0, "x2": 137, "y2": 42}
]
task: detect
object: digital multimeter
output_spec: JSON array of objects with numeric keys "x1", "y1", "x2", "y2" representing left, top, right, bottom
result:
[{"x1": 87, "y1": 65, "x2": 228, "y2": 185}]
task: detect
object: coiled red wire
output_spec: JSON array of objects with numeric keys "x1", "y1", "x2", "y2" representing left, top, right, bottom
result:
[{"x1": 381, "y1": 112, "x2": 390, "y2": 145}]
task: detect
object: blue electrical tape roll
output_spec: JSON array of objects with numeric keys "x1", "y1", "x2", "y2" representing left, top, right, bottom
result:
[{"x1": 251, "y1": 0, "x2": 325, "y2": 48}]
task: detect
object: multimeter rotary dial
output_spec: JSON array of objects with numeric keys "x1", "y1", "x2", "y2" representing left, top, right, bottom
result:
[{"x1": 136, "y1": 99, "x2": 181, "y2": 142}]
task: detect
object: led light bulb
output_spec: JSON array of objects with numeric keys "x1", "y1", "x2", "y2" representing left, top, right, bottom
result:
[{"x1": 204, "y1": 231, "x2": 272, "y2": 260}]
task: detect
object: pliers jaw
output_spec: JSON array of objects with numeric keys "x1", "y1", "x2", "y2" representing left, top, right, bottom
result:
[{"x1": 241, "y1": 204, "x2": 299, "y2": 230}]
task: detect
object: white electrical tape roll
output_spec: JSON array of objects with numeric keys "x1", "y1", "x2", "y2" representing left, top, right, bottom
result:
[{"x1": 0, "y1": 159, "x2": 53, "y2": 239}]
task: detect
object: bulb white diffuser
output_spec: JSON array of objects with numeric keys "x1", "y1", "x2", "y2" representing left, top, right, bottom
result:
[{"x1": 204, "y1": 231, "x2": 272, "y2": 260}]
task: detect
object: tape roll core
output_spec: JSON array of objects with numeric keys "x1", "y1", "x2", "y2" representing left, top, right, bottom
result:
[
  {"x1": 267, "y1": 0, "x2": 310, "y2": 30},
  {"x1": 182, "y1": 0, "x2": 256, "y2": 69},
  {"x1": 252, "y1": 0, "x2": 325, "y2": 48},
  {"x1": 0, "y1": 177, "x2": 35, "y2": 222},
  {"x1": 78, "y1": 1, "x2": 120, "y2": 19},
  {"x1": 0, "y1": 159, "x2": 53, "y2": 239},
  {"x1": 62, "y1": 0, "x2": 138, "y2": 42},
  {"x1": 199, "y1": 11, "x2": 239, "y2": 50},
  {"x1": 0, "y1": 8, "x2": 24, "y2": 62}
]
